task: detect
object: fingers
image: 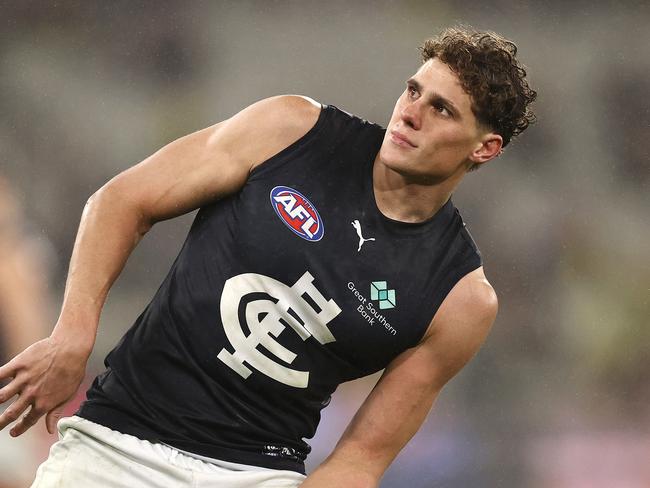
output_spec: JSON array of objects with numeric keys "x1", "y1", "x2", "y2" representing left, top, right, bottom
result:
[
  {"x1": 46, "y1": 406, "x2": 64, "y2": 435},
  {"x1": 0, "y1": 382, "x2": 66, "y2": 436},
  {"x1": 0, "y1": 359, "x2": 18, "y2": 382},
  {"x1": 0, "y1": 378, "x2": 23, "y2": 405},
  {"x1": 0, "y1": 394, "x2": 32, "y2": 432},
  {"x1": 10, "y1": 403, "x2": 44, "y2": 437}
]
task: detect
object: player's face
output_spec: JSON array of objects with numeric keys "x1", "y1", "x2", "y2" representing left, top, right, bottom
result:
[{"x1": 378, "y1": 58, "x2": 494, "y2": 181}]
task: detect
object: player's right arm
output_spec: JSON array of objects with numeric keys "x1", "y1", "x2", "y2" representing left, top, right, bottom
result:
[{"x1": 0, "y1": 94, "x2": 322, "y2": 437}]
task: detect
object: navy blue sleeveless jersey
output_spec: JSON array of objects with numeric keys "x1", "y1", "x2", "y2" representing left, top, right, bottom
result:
[{"x1": 77, "y1": 103, "x2": 482, "y2": 474}]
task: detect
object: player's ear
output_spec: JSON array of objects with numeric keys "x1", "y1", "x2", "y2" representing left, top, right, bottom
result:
[{"x1": 468, "y1": 133, "x2": 503, "y2": 167}]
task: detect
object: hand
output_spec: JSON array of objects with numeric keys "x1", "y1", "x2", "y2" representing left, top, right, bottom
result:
[{"x1": 0, "y1": 335, "x2": 89, "y2": 437}]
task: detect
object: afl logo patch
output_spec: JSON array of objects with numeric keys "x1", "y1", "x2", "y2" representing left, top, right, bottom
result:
[{"x1": 270, "y1": 186, "x2": 324, "y2": 241}]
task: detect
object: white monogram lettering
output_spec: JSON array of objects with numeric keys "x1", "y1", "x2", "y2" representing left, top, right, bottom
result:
[{"x1": 217, "y1": 271, "x2": 341, "y2": 388}]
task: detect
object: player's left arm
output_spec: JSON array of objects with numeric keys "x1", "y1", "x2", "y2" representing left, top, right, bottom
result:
[{"x1": 300, "y1": 267, "x2": 498, "y2": 488}]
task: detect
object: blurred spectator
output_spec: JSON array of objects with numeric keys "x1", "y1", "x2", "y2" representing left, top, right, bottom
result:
[{"x1": 0, "y1": 176, "x2": 55, "y2": 488}]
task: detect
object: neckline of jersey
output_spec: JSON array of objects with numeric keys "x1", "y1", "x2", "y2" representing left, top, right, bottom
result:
[{"x1": 364, "y1": 128, "x2": 455, "y2": 237}]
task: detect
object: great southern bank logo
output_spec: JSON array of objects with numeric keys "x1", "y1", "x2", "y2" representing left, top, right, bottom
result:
[
  {"x1": 347, "y1": 280, "x2": 397, "y2": 336},
  {"x1": 270, "y1": 186, "x2": 324, "y2": 241},
  {"x1": 370, "y1": 281, "x2": 396, "y2": 309}
]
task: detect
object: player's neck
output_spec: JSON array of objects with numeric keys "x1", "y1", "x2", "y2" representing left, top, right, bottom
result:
[{"x1": 372, "y1": 156, "x2": 464, "y2": 223}]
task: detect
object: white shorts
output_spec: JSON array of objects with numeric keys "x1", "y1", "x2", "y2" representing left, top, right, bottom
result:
[{"x1": 30, "y1": 416, "x2": 306, "y2": 487}]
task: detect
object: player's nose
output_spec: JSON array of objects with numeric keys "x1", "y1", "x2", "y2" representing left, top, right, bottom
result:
[{"x1": 400, "y1": 101, "x2": 421, "y2": 130}]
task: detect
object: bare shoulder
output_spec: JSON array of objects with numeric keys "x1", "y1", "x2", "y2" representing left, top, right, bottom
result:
[
  {"x1": 425, "y1": 266, "x2": 498, "y2": 339},
  {"x1": 214, "y1": 94, "x2": 322, "y2": 172},
  {"x1": 256, "y1": 94, "x2": 322, "y2": 126},
  {"x1": 234, "y1": 94, "x2": 321, "y2": 135},
  {"x1": 417, "y1": 266, "x2": 498, "y2": 388}
]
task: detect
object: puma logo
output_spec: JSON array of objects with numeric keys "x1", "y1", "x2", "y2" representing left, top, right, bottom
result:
[{"x1": 351, "y1": 220, "x2": 375, "y2": 252}]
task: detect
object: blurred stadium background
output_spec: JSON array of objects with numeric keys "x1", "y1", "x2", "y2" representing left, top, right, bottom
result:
[{"x1": 1, "y1": 1, "x2": 649, "y2": 486}]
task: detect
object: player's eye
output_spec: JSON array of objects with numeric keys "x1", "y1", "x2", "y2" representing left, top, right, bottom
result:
[{"x1": 433, "y1": 102, "x2": 451, "y2": 117}]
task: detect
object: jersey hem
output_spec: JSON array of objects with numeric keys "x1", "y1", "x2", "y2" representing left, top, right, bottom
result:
[{"x1": 76, "y1": 403, "x2": 307, "y2": 475}]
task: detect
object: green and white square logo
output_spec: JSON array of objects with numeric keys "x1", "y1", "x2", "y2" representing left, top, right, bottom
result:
[{"x1": 370, "y1": 281, "x2": 396, "y2": 309}]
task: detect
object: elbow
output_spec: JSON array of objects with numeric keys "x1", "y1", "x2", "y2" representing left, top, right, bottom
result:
[
  {"x1": 87, "y1": 179, "x2": 121, "y2": 206},
  {"x1": 86, "y1": 183, "x2": 153, "y2": 236}
]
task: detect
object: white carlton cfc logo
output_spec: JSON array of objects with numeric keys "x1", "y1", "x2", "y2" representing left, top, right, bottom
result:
[{"x1": 217, "y1": 271, "x2": 341, "y2": 388}]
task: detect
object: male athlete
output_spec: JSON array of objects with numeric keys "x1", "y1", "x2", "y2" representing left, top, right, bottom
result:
[{"x1": 0, "y1": 27, "x2": 535, "y2": 487}]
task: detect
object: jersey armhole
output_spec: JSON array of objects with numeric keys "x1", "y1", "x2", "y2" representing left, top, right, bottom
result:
[
  {"x1": 247, "y1": 103, "x2": 331, "y2": 180},
  {"x1": 409, "y1": 256, "x2": 483, "y2": 349}
]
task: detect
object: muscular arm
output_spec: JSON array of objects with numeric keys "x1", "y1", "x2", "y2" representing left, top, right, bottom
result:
[
  {"x1": 0, "y1": 95, "x2": 321, "y2": 436},
  {"x1": 301, "y1": 267, "x2": 498, "y2": 487}
]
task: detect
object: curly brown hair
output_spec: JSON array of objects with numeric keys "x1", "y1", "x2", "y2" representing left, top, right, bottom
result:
[{"x1": 420, "y1": 26, "x2": 537, "y2": 149}]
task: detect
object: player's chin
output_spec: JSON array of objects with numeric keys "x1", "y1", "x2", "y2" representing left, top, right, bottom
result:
[
  {"x1": 382, "y1": 155, "x2": 425, "y2": 180},
  {"x1": 378, "y1": 144, "x2": 417, "y2": 169},
  {"x1": 380, "y1": 150, "x2": 448, "y2": 183}
]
